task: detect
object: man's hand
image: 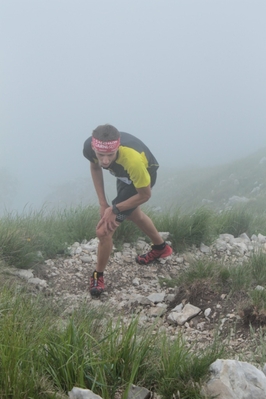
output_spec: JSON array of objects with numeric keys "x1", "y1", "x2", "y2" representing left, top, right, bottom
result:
[{"x1": 96, "y1": 206, "x2": 119, "y2": 234}]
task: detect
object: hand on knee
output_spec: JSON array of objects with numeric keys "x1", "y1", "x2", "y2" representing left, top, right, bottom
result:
[{"x1": 96, "y1": 227, "x2": 110, "y2": 240}]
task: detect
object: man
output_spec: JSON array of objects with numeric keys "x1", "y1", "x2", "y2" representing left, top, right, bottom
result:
[{"x1": 83, "y1": 124, "x2": 172, "y2": 297}]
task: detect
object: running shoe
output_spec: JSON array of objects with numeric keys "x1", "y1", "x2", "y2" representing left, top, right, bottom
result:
[
  {"x1": 90, "y1": 271, "x2": 104, "y2": 297},
  {"x1": 135, "y1": 244, "x2": 173, "y2": 265}
]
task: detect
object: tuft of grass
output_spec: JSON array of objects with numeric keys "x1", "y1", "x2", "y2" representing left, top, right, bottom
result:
[
  {"x1": 178, "y1": 259, "x2": 218, "y2": 285},
  {"x1": 148, "y1": 333, "x2": 224, "y2": 399},
  {"x1": 0, "y1": 283, "x2": 226, "y2": 399},
  {"x1": 161, "y1": 258, "x2": 224, "y2": 289},
  {"x1": 164, "y1": 250, "x2": 266, "y2": 295},
  {"x1": 229, "y1": 263, "x2": 251, "y2": 291},
  {"x1": 91, "y1": 317, "x2": 157, "y2": 399},
  {"x1": 248, "y1": 289, "x2": 266, "y2": 311},
  {"x1": 42, "y1": 308, "x2": 157, "y2": 399},
  {"x1": 249, "y1": 251, "x2": 266, "y2": 286},
  {"x1": 0, "y1": 284, "x2": 63, "y2": 398},
  {"x1": 213, "y1": 208, "x2": 253, "y2": 237},
  {"x1": 0, "y1": 205, "x2": 99, "y2": 268},
  {"x1": 153, "y1": 207, "x2": 212, "y2": 252},
  {"x1": 229, "y1": 252, "x2": 266, "y2": 292}
]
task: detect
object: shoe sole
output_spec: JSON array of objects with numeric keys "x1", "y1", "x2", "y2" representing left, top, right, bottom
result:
[
  {"x1": 135, "y1": 252, "x2": 172, "y2": 265},
  {"x1": 90, "y1": 288, "x2": 104, "y2": 297}
]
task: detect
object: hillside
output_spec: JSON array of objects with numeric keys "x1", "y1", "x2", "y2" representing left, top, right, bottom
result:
[{"x1": 152, "y1": 147, "x2": 266, "y2": 213}]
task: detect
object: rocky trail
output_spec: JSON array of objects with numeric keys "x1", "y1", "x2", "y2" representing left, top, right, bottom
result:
[
  {"x1": 3, "y1": 232, "x2": 266, "y2": 398},
  {"x1": 4, "y1": 232, "x2": 266, "y2": 362}
]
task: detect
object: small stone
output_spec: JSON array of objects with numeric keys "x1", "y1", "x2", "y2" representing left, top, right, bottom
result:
[{"x1": 147, "y1": 292, "x2": 165, "y2": 303}]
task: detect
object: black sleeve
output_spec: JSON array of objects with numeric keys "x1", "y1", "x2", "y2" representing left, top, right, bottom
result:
[{"x1": 83, "y1": 137, "x2": 94, "y2": 162}]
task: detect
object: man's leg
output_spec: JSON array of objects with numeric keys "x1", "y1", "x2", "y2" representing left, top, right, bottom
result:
[
  {"x1": 95, "y1": 227, "x2": 116, "y2": 273},
  {"x1": 127, "y1": 206, "x2": 164, "y2": 245},
  {"x1": 128, "y1": 207, "x2": 173, "y2": 264},
  {"x1": 90, "y1": 222, "x2": 118, "y2": 297}
]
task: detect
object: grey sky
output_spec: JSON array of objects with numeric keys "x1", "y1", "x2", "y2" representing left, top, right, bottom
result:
[{"x1": 1, "y1": 1, "x2": 266, "y2": 210}]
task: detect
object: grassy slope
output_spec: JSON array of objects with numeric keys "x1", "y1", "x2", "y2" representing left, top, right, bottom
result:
[{"x1": 152, "y1": 146, "x2": 266, "y2": 213}]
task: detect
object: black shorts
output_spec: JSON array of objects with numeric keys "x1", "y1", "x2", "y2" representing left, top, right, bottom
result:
[{"x1": 112, "y1": 170, "x2": 157, "y2": 222}]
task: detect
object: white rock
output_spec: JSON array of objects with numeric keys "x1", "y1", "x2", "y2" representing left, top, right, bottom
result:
[
  {"x1": 68, "y1": 387, "x2": 102, "y2": 399},
  {"x1": 132, "y1": 278, "x2": 140, "y2": 286},
  {"x1": 147, "y1": 292, "x2": 165, "y2": 303},
  {"x1": 203, "y1": 359, "x2": 266, "y2": 399},
  {"x1": 14, "y1": 269, "x2": 34, "y2": 280},
  {"x1": 200, "y1": 243, "x2": 210, "y2": 253},
  {"x1": 80, "y1": 256, "x2": 92, "y2": 263},
  {"x1": 167, "y1": 303, "x2": 201, "y2": 325},
  {"x1": 159, "y1": 232, "x2": 170, "y2": 240},
  {"x1": 258, "y1": 234, "x2": 266, "y2": 243},
  {"x1": 172, "y1": 303, "x2": 183, "y2": 312},
  {"x1": 28, "y1": 277, "x2": 47, "y2": 288},
  {"x1": 255, "y1": 285, "x2": 265, "y2": 291},
  {"x1": 204, "y1": 308, "x2": 211, "y2": 318},
  {"x1": 215, "y1": 239, "x2": 228, "y2": 251},
  {"x1": 135, "y1": 296, "x2": 153, "y2": 305}
]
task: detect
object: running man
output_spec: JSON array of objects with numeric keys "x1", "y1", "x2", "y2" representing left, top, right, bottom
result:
[{"x1": 83, "y1": 124, "x2": 172, "y2": 297}]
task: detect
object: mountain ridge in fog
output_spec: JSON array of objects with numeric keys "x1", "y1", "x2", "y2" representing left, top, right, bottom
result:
[{"x1": 152, "y1": 146, "x2": 266, "y2": 213}]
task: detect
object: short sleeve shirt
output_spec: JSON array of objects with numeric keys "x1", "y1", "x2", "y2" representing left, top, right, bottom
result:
[{"x1": 83, "y1": 132, "x2": 159, "y2": 189}]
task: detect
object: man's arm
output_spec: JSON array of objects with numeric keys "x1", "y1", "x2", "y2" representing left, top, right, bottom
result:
[
  {"x1": 97, "y1": 185, "x2": 151, "y2": 234},
  {"x1": 90, "y1": 162, "x2": 109, "y2": 208},
  {"x1": 115, "y1": 185, "x2": 151, "y2": 212}
]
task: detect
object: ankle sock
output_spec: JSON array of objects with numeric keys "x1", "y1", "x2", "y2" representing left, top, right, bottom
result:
[{"x1": 152, "y1": 242, "x2": 166, "y2": 251}]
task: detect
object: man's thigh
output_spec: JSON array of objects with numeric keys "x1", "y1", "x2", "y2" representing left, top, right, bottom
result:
[
  {"x1": 112, "y1": 180, "x2": 138, "y2": 218},
  {"x1": 112, "y1": 170, "x2": 157, "y2": 220}
]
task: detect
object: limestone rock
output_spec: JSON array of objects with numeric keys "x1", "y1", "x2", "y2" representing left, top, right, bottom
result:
[
  {"x1": 68, "y1": 387, "x2": 102, "y2": 399},
  {"x1": 202, "y1": 359, "x2": 266, "y2": 399},
  {"x1": 167, "y1": 303, "x2": 201, "y2": 325}
]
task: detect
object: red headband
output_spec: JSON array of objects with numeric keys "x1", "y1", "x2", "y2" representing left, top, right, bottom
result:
[{"x1": 92, "y1": 137, "x2": 120, "y2": 153}]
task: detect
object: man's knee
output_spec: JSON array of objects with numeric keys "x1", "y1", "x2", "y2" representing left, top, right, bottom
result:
[
  {"x1": 96, "y1": 226, "x2": 110, "y2": 240},
  {"x1": 96, "y1": 224, "x2": 117, "y2": 241}
]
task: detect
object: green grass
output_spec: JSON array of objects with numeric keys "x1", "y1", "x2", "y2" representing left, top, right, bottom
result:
[
  {"x1": 1, "y1": 203, "x2": 266, "y2": 269},
  {"x1": 162, "y1": 251, "x2": 266, "y2": 331},
  {"x1": 212, "y1": 208, "x2": 253, "y2": 237},
  {"x1": 2, "y1": 203, "x2": 266, "y2": 397},
  {"x1": 0, "y1": 205, "x2": 99, "y2": 268},
  {"x1": 0, "y1": 284, "x2": 225, "y2": 399},
  {"x1": 151, "y1": 207, "x2": 213, "y2": 251},
  {"x1": 0, "y1": 285, "x2": 61, "y2": 398},
  {"x1": 152, "y1": 334, "x2": 224, "y2": 399}
]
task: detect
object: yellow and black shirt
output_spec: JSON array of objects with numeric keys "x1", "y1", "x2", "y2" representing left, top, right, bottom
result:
[{"x1": 83, "y1": 132, "x2": 159, "y2": 189}]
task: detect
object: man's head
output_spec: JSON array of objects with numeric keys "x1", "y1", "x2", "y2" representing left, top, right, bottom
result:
[
  {"x1": 92, "y1": 124, "x2": 120, "y2": 141},
  {"x1": 91, "y1": 124, "x2": 120, "y2": 168}
]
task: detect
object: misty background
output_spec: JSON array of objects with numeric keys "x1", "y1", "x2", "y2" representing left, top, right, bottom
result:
[{"x1": 1, "y1": 1, "x2": 266, "y2": 214}]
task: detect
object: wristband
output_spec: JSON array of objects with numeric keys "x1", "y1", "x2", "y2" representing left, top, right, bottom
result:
[{"x1": 112, "y1": 204, "x2": 120, "y2": 215}]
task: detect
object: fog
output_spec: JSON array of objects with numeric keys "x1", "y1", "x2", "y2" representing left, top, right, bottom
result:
[{"x1": 1, "y1": 1, "x2": 266, "y2": 213}]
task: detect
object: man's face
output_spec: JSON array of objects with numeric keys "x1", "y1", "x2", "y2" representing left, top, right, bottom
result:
[{"x1": 93, "y1": 149, "x2": 118, "y2": 168}]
